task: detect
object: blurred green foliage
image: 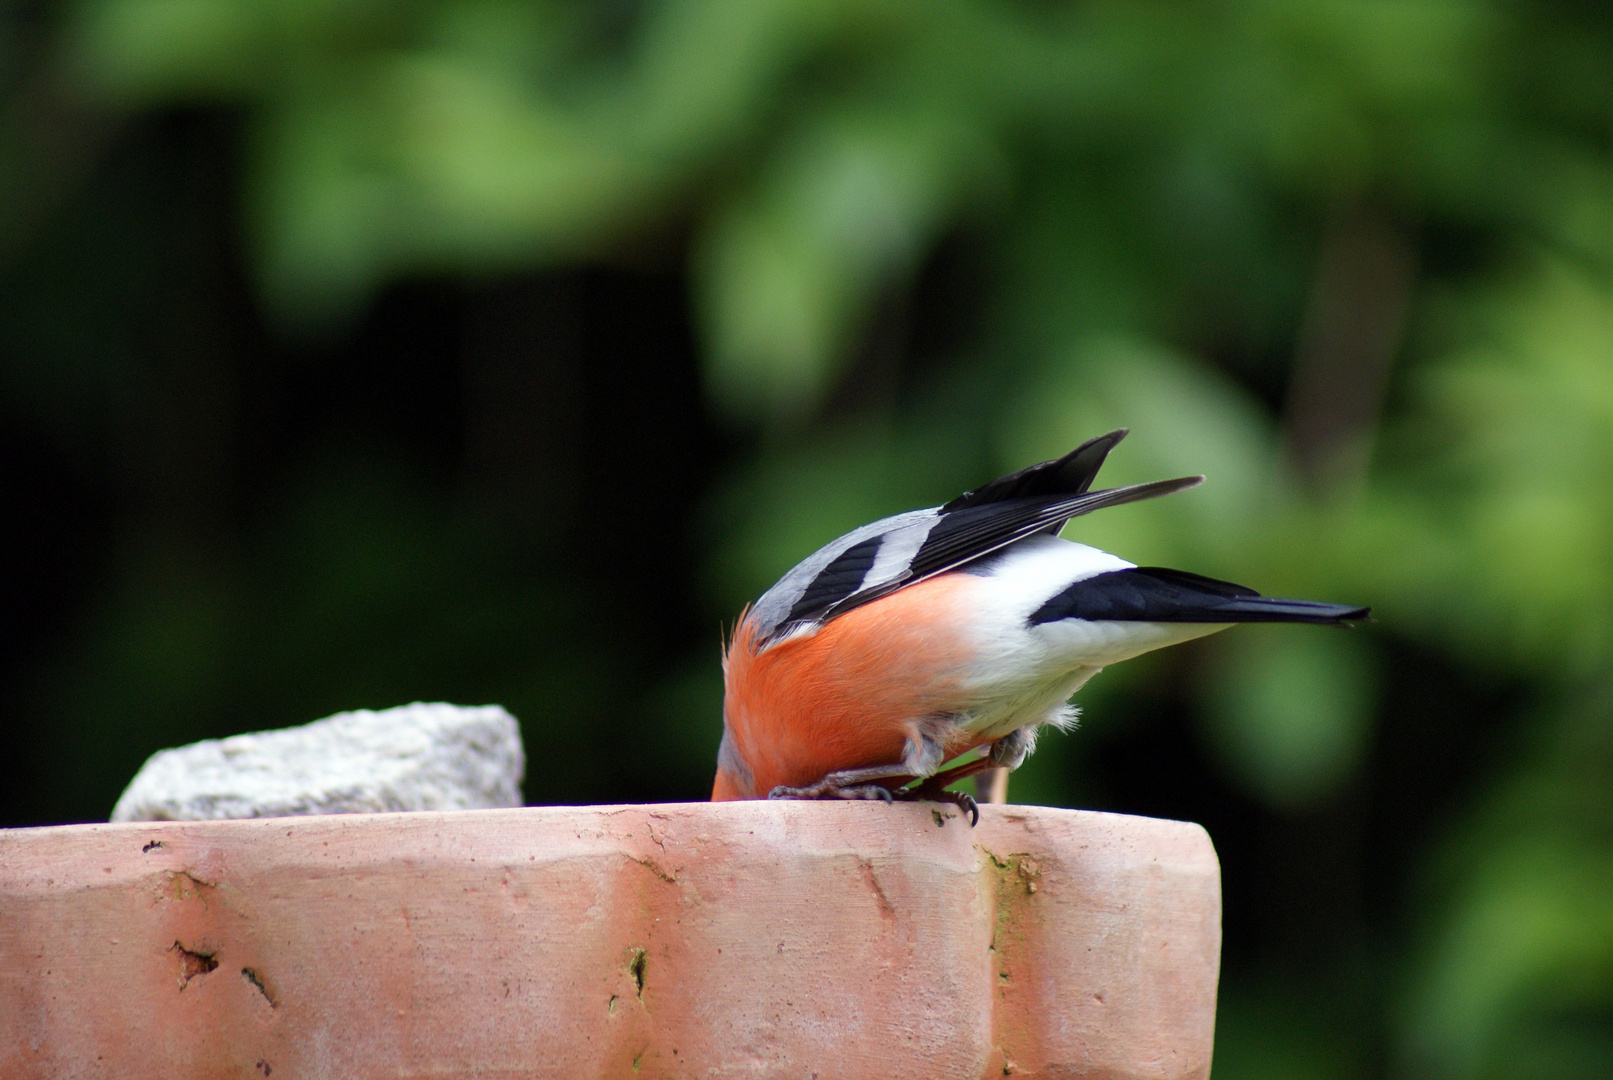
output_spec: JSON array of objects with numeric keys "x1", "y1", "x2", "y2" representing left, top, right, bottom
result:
[{"x1": 2, "y1": 1, "x2": 1610, "y2": 1077}]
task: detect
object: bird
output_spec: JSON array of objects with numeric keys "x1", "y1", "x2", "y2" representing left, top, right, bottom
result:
[{"x1": 710, "y1": 429, "x2": 1369, "y2": 823}]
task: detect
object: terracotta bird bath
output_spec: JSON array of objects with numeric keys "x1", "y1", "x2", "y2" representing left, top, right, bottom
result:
[{"x1": 0, "y1": 801, "x2": 1219, "y2": 1079}]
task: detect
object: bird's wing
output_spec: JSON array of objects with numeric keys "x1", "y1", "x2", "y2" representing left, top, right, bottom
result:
[
  {"x1": 748, "y1": 432, "x2": 1204, "y2": 646},
  {"x1": 1030, "y1": 566, "x2": 1371, "y2": 625},
  {"x1": 939, "y1": 428, "x2": 1128, "y2": 510}
]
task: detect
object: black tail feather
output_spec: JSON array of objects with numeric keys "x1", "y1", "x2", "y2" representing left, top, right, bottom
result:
[{"x1": 1029, "y1": 566, "x2": 1371, "y2": 626}]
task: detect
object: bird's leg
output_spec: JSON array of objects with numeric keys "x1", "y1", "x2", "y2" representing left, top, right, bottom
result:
[
  {"x1": 971, "y1": 726, "x2": 1033, "y2": 805},
  {"x1": 892, "y1": 751, "x2": 1000, "y2": 827},
  {"x1": 906, "y1": 752, "x2": 998, "y2": 792},
  {"x1": 770, "y1": 729, "x2": 947, "y2": 802},
  {"x1": 769, "y1": 733, "x2": 992, "y2": 821},
  {"x1": 986, "y1": 725, "x2": 1038, "y2": 771},
  {"x1": 974, "y1": 767, "x2": 1009, "y2": 806},
  {"x1": 768, "y1": 763, "x2": 915, "y2": 803}
]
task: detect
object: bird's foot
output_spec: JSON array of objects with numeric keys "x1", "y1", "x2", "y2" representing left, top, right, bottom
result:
[
  {"x1": 764, "y1": 761, "x2": 981, "y2": 825},
  {"x1": 768, "y1": 773, "x2": 900, "y2": 802},
  {"x1": 768, "y1": 763, "x2": 916, "y2": 801},
  {"x1": 895, "y1": 779, "x2": 979, "y2": 827}
]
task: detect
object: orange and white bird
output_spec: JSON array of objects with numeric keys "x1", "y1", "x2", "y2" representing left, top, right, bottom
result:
[{"x1": 711, "y1": 429, "x2": 1369, "y2": 822}]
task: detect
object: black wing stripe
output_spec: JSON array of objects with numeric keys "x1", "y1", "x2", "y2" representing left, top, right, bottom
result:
[
  {"x1": 1030, "y1": 567, "x2": 1371, "y2": 625},
  {"x1": 912, "y1": 477, "x2": 1202, "y2": 579},
  {"x1": 782, "y1": 534, "x2": 884, "y2": 626},
  {"x1": 940, "y1": 429, "x2": 1128, "y2": 511},
  {"x1": 817, "y1": 476, "x2": 1204, "y2": 623}
]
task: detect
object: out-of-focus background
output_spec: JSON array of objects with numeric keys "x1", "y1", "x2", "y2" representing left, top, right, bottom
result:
[{"x1": 0, "y1": 1, "x2": 1608, "y2": 1075}]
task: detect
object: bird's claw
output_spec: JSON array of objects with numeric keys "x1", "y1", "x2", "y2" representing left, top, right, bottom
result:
[
  {"x1": 895, "y1": 782, "x2": 980, "y2": 827},
  {"x1": 949, "y1": 790, "x2": 981, "y2": 827}
]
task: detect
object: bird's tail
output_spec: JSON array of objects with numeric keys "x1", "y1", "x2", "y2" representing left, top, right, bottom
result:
[{"x1": 1030, "y1": 566, "x2": 1370, "y2": 625}]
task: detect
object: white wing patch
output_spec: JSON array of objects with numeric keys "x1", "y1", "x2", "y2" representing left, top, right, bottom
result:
[{"x1": 862, "y1": 520, "x2": 932, "y2": 593}]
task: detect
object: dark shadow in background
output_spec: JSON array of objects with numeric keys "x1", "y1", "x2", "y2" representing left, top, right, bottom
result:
[{"x1": 0, "y1": 108, "x2": 736, "y2": 827}]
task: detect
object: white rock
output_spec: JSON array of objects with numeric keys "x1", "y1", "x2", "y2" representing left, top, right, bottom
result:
[{"x1": 110, "y1": 703, "x2": 526, "y2": 822}]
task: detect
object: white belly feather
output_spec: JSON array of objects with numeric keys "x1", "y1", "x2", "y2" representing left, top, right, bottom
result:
[{"x1": 951, "y1": 535, "x2": 1230, "y2": 738}]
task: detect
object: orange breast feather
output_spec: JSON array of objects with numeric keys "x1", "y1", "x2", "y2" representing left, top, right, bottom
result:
[{"x1": 718, "y1": 572, "x2": 985, "y2": 797}]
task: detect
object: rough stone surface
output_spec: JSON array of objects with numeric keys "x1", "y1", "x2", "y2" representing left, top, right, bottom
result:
[
  {"x1": 0, "y1": 801, "x2": 1220, "y2": 1080},
  {"x1": 109, "y1": 702, "x2": 525, "y2": 822}
]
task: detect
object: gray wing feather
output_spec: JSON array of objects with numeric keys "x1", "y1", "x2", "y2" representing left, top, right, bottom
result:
[
  {"x1": 747, "y1": 475, "x2": 1202, "y2": 647},
  {"x1": 747, "y1": 509, "x2": 939, "y2": 643}
]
